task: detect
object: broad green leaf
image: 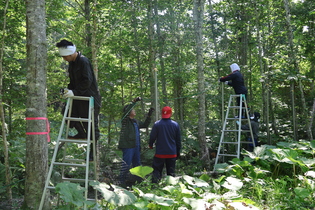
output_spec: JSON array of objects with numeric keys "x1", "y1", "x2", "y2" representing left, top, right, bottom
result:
[
  {"x1": 55, "y1": 182, "x2": 85, "y2": 207},
  {"x1": 305, "y1": 170, "x2": 315, "y2": 178},
  {"x1": 222, "y1": 177, "x2": 243, "y2": 191},
  {"x1": 142, "y1": 193, "x2": 175, "y2": 206},
  {"x1": 182, "y1": 175, "x2": 209, "y2": 187},
  {"x1": 164, "y1": 175, "x2": 180, "y2": 185},
  {"x1": 89, "y1": 181, "x2": 136, "y2": 206},
  {"x1": 199, "y1": 173, "x2": 210, "y2": 182},
  {"x1": 182, "y1": 197, "x2": 211, "y2": 210},
  {"x1": 130, "y1": 166, "x2": 153, "y2": 179},
  {"x1": 294, "y1": 187, "x2": 311, "y2": 198},
  {"x1": 229, "y1": 201, "x2": 260, "y2": 210}
]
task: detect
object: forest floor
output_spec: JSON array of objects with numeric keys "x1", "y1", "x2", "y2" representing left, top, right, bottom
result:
[{"x1": 0, "y1": 198, "x2": 23, "y2": 210}]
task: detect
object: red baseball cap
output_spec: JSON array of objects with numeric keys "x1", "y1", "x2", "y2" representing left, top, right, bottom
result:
[{"x1": 162, "y1": 106, "x2": 172, "y2": 118}]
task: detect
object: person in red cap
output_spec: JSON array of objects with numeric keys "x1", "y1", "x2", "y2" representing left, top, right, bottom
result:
[{"x1": 149, "y1": 106, "x2": 181, "y2": 183}]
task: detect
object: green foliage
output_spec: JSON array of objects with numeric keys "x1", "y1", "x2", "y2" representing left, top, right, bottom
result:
[
  {"x1": 54, "y1": 182, "x2": 95, "y2": 210},
  {"x1": 130, "y1": 166, "x2": 153, "y2": 179}
]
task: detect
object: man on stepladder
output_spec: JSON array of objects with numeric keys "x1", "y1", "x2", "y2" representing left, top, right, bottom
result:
[
  {"x1": 219, "y1": 63, "x2": 248, "y2": 117},
  {"x1": 56, "y1": 39, "x2": 101, "y2": 161}
]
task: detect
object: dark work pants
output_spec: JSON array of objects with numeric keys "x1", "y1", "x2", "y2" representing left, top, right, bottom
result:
[
  {"x1": 72, "y1": 100, "x2": 100, "y2": 158},
  {"x1": 235, "y1": 94, "x2": 247, "y2": 117},
  {"x1": 152, "y1": 157, "x2": 176, "y2": 183}
]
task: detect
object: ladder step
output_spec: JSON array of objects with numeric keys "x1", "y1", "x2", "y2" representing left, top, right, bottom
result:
[
  {"x1": 47, "y1": 186, "x2": 56, "y2": 190},
  {"x1": 223, "y1": 130, "x2": 251, "y2": 132},
  {"x1": 229, "y1": 106, "x2": 247, "y2": 109},
  {"x1": 221, "y1": 141, "x2": 255, "y2": 144},
  {"x1": 54, "y1": 162, "x2": 87, "y2": 167},
  {"x1": 218, "y1": 154, "x2": 238, "y2": 157},
  {"x1": 62, "y1": 177, "x2": 88, "y2": 182},
  {"x1": 63, "y1": 158, "x2": 86, "y2": 162},
  {"x1": 60, "y1": 139, "x2": 89, "y2": 143},
  {"x1": 64, "y1": 117, "x2": 89, "y2": 122},
  {"x1": 226, "y1": 118, "x2": 249, "y2": 120}
]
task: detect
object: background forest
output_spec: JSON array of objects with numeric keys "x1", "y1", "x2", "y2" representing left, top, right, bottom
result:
[{"x1": 1, "y1": 0, "x2": 315, "y2": 209}]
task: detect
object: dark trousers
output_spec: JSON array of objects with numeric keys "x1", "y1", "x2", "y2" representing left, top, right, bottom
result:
[
  {"x1": 72, "y1": 100, "x2": 100, "y2": 158},
  {"x1": 119, "y1": 145, "x2": 141, "y2": 186},
  {"x1": 235, "y1": 94, "x2": 247, "y2": 117},
  {"x1": 152, "y1": 157, "x2": 176, "y2": 183}
]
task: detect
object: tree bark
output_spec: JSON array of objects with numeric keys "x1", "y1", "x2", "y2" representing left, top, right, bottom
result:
[
  {"x1": 24, "y1": 0, "x2": 48, "y2": 209},
  {"x1": 193, "y1": 0, "x2": 209, "y2": 165}
]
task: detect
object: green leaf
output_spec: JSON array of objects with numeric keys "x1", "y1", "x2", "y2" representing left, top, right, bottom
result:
[
  {"x1": 222, "y1": 177, "x2": 243, "y2": 191},
  {"x1": 89, "y1": 181, "x2": 136, "y2": 206},
  {"x1": 182, "y1": 175, "x2": 209, "y2": 187},
  {"x1": 130, "y1": 166, "x2": 153, "y2": 179},
  {"x1": 182, "y1": 197, "x2": 210, "y2": 210},
  {"x1": 294, "y1": 187, "x2": 311, "y2": 198},
  {"x1": 164, "y1": 175, "x2": 180, "y2": 185},
  {"x1": 55, "y1": 182, "x2": 86, "y2": 207},
  {"x1": 142, "y1": 193, "x2": 175, "y2": 206},
  {"x1": 199, "y1": 173, "x2": 210, "y2": 182}
]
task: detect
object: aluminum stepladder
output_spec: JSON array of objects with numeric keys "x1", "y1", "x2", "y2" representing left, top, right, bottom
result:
[
  {"x1": 39, "y1": 96, "x2": 97, "y2": 210},
  {"x1": 214, "y1": 94, "x2": 255, "y2": 167}
]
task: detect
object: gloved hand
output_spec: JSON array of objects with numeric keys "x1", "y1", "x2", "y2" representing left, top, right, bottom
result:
[
  {"x1": 63, "y1": 89, "x2": 74, "y2": 98},
  {"x1": 225, "y1": 81, "x2": 229, "y2": 85},
  {"x1": 148, "y1": 107, "x2": 155, "y2": 116},
  {"x1": 133, "y1": 97, "x2": 141, "y2": 102},
  {"x1": 236, "y1": 121, "x2": 240, "y2": 125}
]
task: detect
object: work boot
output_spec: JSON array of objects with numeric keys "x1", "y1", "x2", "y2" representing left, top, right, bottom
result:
[{"x1": 68, "y1": 122, "x2": 87, "y2": 139}]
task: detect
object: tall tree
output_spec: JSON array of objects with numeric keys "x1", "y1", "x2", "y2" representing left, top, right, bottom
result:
[
  {"x1": 24, "y1": 0, "x2": 48, "y2": 209},
  {"x1": 193, "y1": 0, "x2": 209, "y2": 164}
]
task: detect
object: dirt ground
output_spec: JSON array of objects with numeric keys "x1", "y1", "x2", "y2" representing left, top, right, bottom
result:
[{"x1": 0, "y1": 198, "x2": 23, "y2": 210}]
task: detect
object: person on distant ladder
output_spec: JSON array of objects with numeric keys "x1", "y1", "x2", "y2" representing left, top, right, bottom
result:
[
  {"x1": 219, "y1": 63, "x2": 248, "y2": 117},
  {"x1": 56, "y1": 39, "x2": 101, "y2": 160}
]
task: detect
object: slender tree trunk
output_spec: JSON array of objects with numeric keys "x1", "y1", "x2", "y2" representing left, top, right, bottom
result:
[
  {"x1": 91, "y1": 0, "x2": 98, "y2": 80},
  {"x1": 147, "y1": 0, "x2": 157, "y2": 115},
  {"x1": 154, "y1": 0, "x2": 167, "y2": 107},
  {"x1": 0, "y1": 0, "x2": 12, "y2": 203},
  {"x1": 193, "y1": 0, "x2": 209, "y2": 165},
  {"x1": 24, "y1": 0, "x2": 48, "y2": 209},
  {"x1": 85, "y1": 0, "x2": 92, "y2": 58},
  {"x1": 283, "y1": 0, "x2": 306, "y2": 141}
]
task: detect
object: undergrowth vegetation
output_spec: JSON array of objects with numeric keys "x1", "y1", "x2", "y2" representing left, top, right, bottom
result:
[{"x1": 51, "y1": 140, "x2": 315, "y2": 210}]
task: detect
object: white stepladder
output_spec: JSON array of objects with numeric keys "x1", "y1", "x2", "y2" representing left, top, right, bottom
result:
[
  {"x1": 39, "y1": 96, "x2": 97, "y2": 210},
  {"x1": 214, "y1": 94, "x2": 255, "y2": 167}
]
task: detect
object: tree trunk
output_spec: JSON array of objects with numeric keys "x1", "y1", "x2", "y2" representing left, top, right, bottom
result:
[
  {"x1": 91, "y1": 0, "x2": 98, "y2": 80},
  {"x1": 24, "y1": 0, "x2": 48, "y2": 209},
  {"x1": 147, "y1": 0, "x2": 157, "y2": 117},
  {"x1": 154, "y1": 0, "x2": 167, "y2": 107},
  {"x1": 193, "y1": 0, "x2": 209, "y2": 165},
  {"x1": 0, "y1": 0, "x2": 12, "y2": 203}
]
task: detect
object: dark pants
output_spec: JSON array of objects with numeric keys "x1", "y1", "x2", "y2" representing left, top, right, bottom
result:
[
  {"x1": 152, "y1": 157, "x2": 176, "y2": 183},
  {"x1": 235, "y1": 94, "x2": 247, "y2": 117},
  {"x1": 71, "y1": 100, "x2": 100, "y2": 158},
  {"x1": 119, "y1": 145, "x2": 141, "y2": 186},
  {"x1": 72, "y1": 100, "x2": 100, "y2": 139}
]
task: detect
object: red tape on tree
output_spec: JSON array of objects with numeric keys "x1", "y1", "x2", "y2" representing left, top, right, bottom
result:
[{"x1": 26, "y1": 117, "x2": 50, "y2": 142}]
